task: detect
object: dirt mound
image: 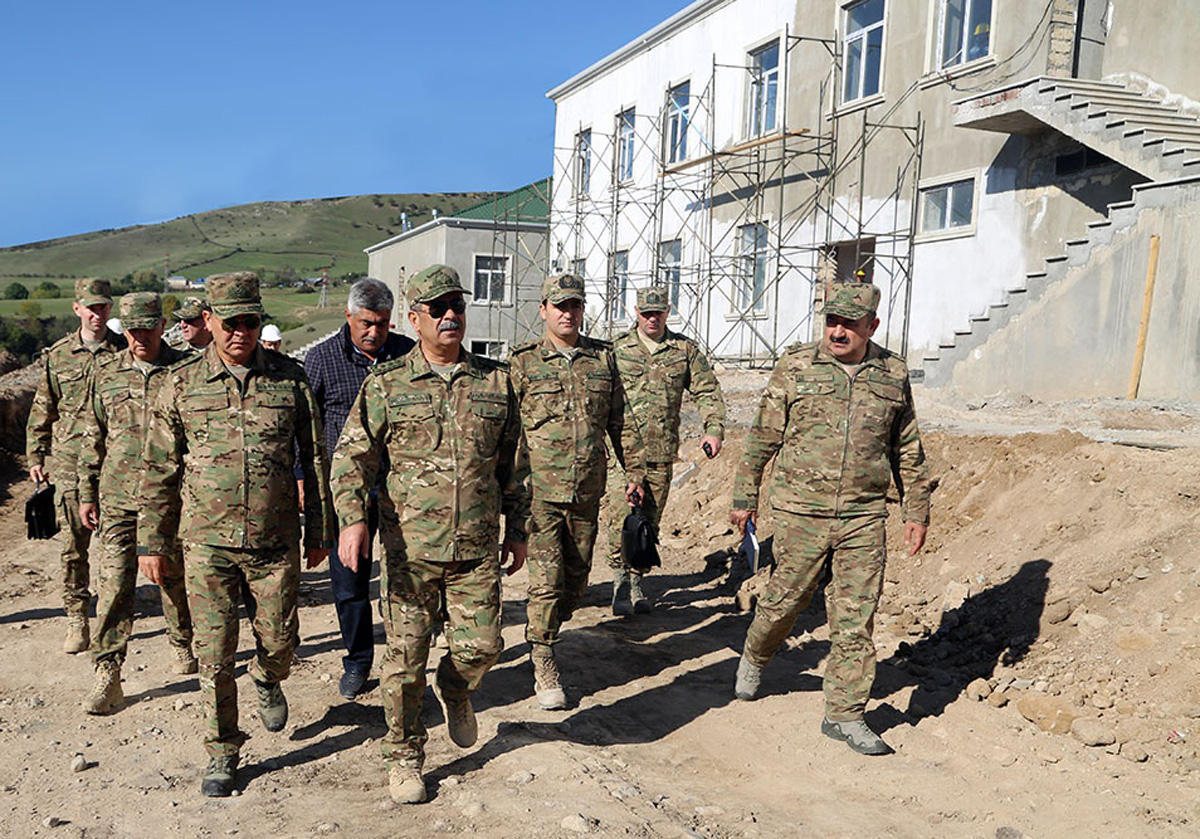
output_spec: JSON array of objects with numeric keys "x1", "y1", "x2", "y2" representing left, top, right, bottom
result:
[{"x1": 0, "y1": 359, "x2": 38, "y2": 454}]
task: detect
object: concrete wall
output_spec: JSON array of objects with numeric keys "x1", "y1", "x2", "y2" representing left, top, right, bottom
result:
[
  {"x1": 948, "y1": 177, "x2": 1200, "y2": 400},
  {"x1": 1101, "y1": 1, "x2": 1200, "y2": 101}
]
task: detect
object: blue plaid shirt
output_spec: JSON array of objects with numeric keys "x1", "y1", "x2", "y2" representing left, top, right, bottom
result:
[{"x1": 295, "y1": 324, "x2": 415, "y2": 478}]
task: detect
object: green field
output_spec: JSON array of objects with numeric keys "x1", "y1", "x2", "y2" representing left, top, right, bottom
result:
[{"x1": 0, "y1": 190, "x2": 493, "y2": 319}]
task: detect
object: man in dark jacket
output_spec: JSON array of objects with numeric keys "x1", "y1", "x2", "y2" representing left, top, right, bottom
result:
[{"x1": 300, "y1": 277, "x2": 414, "y2": 699}]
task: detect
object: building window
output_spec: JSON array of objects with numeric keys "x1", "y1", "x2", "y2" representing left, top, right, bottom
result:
[
  {"x1": 608, "y1": 250, "x2": 629, "y2": 321},
  {"x1": 666, "y1": 81, "x2": 690, "y2": 163},
  {"x1": 570, "y1": 257, "x2": 587, "y2": 281},
  {"x1": 617, "y1": 109, "x2": 635, "y2": 182},
  {"x1": 574, "y1": 129, "x2": 592, "y2": 197},
  {"x1": 919, "y1": 178, "x2": 974, "y2": 233},
  {"x1": 939, "y1": 0, "x2": 992, "y2": 68},
  {"x1": 470, "y1": 339, "x2": 507, "y2": 359},
  {"x1": 748, "y1": 41, "x2": 780, "y2": 137},
  {"x1": 843, "y1": 0, "x2": 884, "y2": 103},
  {"x1": 736, "y1": 223, "x2": 768, "y2": 314},
  {"x1": 472, "y1": 255, "x2": 508, "y2": 304},
  {"x1": 657, "y1": 239, "x2": 682, "y2": 309}
]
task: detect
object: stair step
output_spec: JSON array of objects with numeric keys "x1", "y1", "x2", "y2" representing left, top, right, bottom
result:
[
  {"x1": 1182, "y1": 158, "x2": 1200, "y2": 168},
  {"x1": 1104, "y1": 112, "x2": 1199, "y2": 128},
  {"x1": 1058, "y1": 89, "x2": 1155, "y2": 104},
  {"x1": 1106, "y1": 200, "x2": 1136, "y2": 210},
  {"x1": 1044, "y1": 254, "x2": 1068, "y2": 263},
  {"x1": 1082, "y1": 101, "x2": 1184, "y2": 117},
  {"x1": 1038, "y1": 78, "x2": 1127, "y2": 94},
  {"x1": 1086, "y1": 219, "x2": 1112, "y2": 229}
]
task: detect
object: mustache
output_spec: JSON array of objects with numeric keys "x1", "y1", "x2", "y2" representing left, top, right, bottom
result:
[
  {"x1": 437, "y1": 321, "x2": 461, "y2": 332},
  {"x1": 830, "y1": 334, "x2": 850, "y2": 344}
]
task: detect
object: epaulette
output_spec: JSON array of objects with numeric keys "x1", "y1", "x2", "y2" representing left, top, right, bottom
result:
[
  {"x1": 372, "y1": 356, "x2": 410, "y2": 376},
  {"x1": 265, "y1": 351, "x2": 306, "y2": 379},
  {"x1": 472, "y1": 354, "x2": 508, "y2": 373},
  {"x1": 784, "y1": 340, "x2": 816, "y2": 356},
  {"x1": 583, "y1": 335, "x2": 613, "y2": 350},
  {"x1": 510, "y1": 341, "x2": 539, "y2": 356},
  {"x1": 47, "y1": 333, "x2": 75, "y2": 352},
  {"x1": 168, "y1": 351, "x2": 206, "y2": 373}
]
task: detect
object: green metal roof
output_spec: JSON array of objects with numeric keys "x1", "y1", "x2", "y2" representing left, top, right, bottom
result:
[{"x1": 455, "y1": 177, "x2": 550, "y2": 223}]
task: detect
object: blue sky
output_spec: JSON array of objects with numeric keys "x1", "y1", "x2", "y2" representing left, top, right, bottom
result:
[{"x1": 0, "y1": 0, "x2": 687, "y2": 247}]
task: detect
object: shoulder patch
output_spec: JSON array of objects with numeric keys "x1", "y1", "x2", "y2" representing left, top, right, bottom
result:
[
  {"x1": 169, "y1": 352, "x2": 206, "y2": 373},
  {"x1": 372, "y1": 356, "x2": 409, "y2": 376},
  {"x1": 511, "y1": 341, "x2": 539, "y2": 356}
]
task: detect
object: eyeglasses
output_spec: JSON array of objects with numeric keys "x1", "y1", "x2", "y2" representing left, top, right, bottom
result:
[
  {"x1": 419, "y1": 297, "x2": 466, "y2": 318},
  {"x1": 183, "y1": 316, "x2": 204, "y2": 327},
  {"x1": 218, "y1": 315, "x2": 262, "y2": 332}
]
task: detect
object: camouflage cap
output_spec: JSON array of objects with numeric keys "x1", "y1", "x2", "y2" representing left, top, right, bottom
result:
[
  {"x1": 75, "y1": 277, "x2": 113, "y2": 306},
  {"x1": 636, "y1": 286, "x2": 671, "y2": 312},
  {"x1": 405, "y1": 264, "x2": 469, "y2": 308},
  {"x1": 118, "y1": 292, "x2": 164, "y2": 330},
  {"x1": 824, "y1": 283, "x2": 881, "y2": 320},
  {"x1": 206, "y1": 272, "x2": 265, "y2": 318},
  {"x1": 173, "y1": 295, "x2": 209, "y2": 320},
  {"x1": 541, "y1": 273, "x2": 585, "y2": 305}
]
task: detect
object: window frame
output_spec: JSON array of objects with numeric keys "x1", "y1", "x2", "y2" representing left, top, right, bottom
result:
[
  {"x1": 841, "y1": 0, "x2": 886, "y2": 105},
  {"x1": 915, "y1": 171, "x2": 979, "y2": 242},
  {"x1": 657, "y1": 238, "x2": 683, "y2": 311},
  {"x1": 469, "y1": 339, "x2": 508, "y2": 360},
  {"x1": 574, "y1": 128, "x2": 592, "y2": 199},
  {"x1": 616, "y1": 108, "x2": 636, "y2": 183},
  {"x1": 608, "y1": 249, "x2": 629, "y2": 322},
  {"x1": 665, "y1": 81, "x2": 690, "y2": 164},
  {"x1": 470, "y1": 254, "x2": 510, "y2": 305},
  {"x1": 734, "y1": 222, "x2": 769, "y2": 316},
  {"x1": 747, "y1": 39, "x2": 781, "y2": 138},
  {"x1": 936, "y1": 0, "x2": 994, "y2": 70}
]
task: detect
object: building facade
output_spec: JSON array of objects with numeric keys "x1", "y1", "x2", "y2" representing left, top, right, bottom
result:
[{"x1": 547, "y1": 0, "x2": 1200, "y2": 397}]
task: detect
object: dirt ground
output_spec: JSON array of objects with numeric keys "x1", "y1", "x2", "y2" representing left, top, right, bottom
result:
[{"x1": 1, "y1": 371, "x2": 1199, "y2": 837}]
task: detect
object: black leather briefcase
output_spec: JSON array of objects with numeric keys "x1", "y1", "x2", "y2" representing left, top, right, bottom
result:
[{"x1": 25, "y1": 480, "x2": 60, "y2": 540}]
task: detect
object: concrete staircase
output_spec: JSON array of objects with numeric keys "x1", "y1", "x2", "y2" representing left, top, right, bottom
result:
[
  {"x1": 290, "y1": 327, "x2": 341, "y2": 362},
  {"x1": 921, "y1": 77, "x2": 1200, "y2": 386},
  {"x1": 953, "y1": 76, "x2": 1200, "y2": 181}
]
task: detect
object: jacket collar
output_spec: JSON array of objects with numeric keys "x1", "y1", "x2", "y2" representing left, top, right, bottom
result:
[
  {"x1": 538, "y1": 332, "x2": 600, "y2": 360},
  {"x1": 811, "y1": 339, "x2": 887, "y2": 370},
  {"x1": 406, "y1": 344, "x2": 481, "y2": 382},
  {"x1": 203, "y1": 343, "x2": 266, "y2": 382}
]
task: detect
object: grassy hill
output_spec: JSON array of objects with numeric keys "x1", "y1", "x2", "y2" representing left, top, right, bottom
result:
[{"x1": 0, "y1": 191, "x2": 493, "y2": 318}]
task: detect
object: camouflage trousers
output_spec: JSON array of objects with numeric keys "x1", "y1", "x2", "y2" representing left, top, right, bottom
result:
[
  {"x1": 183, "y1": 543, "x2": 299, "y2": 759},
  {"x1": 93, "y1": 507, "x2": 192, "y2": 666},
  {"x1": 525, "y1": 495, "x2": 601, "y2": 646},
  {"x1": 743, "y1": 512, "x2": 886, "y2": 722},
  {"x1": 606, "y1": 461, "x2": 673, "y2": 571},
  {"x1": 58, "y1": 488, "x2": 93, "y2": 617},
  {"x1": 380, "y1": 553, "x2": 502, "y2": 768}
]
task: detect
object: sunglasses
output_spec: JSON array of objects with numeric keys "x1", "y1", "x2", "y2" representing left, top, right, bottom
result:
[
  {"x1": 183, "y1": 316, "x2": 204, "y2": 327},
  {"x1": 218, "y1": 315, "x2": 262, "y2": 332},
  {"x1": 419, "y1": 297, "x2": 467, "y2": 318}
]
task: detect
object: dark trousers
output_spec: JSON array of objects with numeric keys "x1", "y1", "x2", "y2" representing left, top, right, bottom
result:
[{"x1": 331, "y1": 493, "x2": 379, "y2": 674}]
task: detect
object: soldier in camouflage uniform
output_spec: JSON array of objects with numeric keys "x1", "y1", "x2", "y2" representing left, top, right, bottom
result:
[
  {"x1": 607, "y1": 286, "x2": 726, "y2": 615},
  {"x1": 166, "y1": 296, "x2": 212, "y2": 353},
  {"x1": 77, "y1": 293, "x2": 196, "y2": 714},
  {"x1": 137, "y1": 272, "x2": 332, "y2": 797},
  {"x1": 509, "y1": 274, "x2": 645, "y2": 710},
  {"x1": 26, "y1": 278, "x2": 128, "y2": 653},
  {"x1": 330, "y1": 264, "x2": 528, "y2": 805},
  {"x1": 730, "y1": 283, "x2": 931, "y2": 756}
]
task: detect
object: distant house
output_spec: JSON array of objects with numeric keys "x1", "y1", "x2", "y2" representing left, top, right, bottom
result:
[
  {"x1": 365, "y1": 179, "x2": 549, "y2": 359},
  {"x1": 165, "y1": 276, "x2": 191, "y2": 290}
]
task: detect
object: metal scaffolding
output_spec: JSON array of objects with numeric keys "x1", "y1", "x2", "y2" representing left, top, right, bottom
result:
[{"x1": 539, "y1": 24, "x2": 925, "y2": 363}]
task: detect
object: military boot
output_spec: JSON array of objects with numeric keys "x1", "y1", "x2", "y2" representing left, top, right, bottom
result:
[
  {"x1": 820, "y1": 718, "x2": 894, "y2": 756},
  {"x1": 388, "y1": 764, "x2": 427, "y2": 804},
  {"x1": 200, "y1": 754, "x2": 239, "y2": 797},
  {"x1": 611, "y1": 571, "x2": 632, "y2": 616},
  {"x1": 253, "y1": 678, "x2": 288, "y2": 732},
  {"x1": 83, "y1": 660, "x2": 124, "y2": 714},
  {"x1": 733, "y1": 653, "x2": 762, "y2": 701},
  {"x1": 435, "y1": 676, "x2": 478, "y2": 748},
  {"x1": 629, "y1": 573, "x2": 651, "y2": 614},
  {"x1": 62, "y1": 615, "x2": 90, "y2": 654},
  {"x1": 530, "y1": 645, "x2": 567, "y2": 710},
  {"x1": 172, "y1": 644, "x2": 199, "y2": 676}
]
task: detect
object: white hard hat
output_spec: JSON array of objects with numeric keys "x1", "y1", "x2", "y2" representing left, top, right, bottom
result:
[
  {"x1": 261, "y1": 324, "x2": 283, "y2": 342},
  {"x1": 106, "y1": 317, "x2": 123, "y2": 335}
]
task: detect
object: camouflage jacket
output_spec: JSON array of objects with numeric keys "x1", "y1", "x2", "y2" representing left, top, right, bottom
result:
[
  {"x1": 329, "y1": 346, "x2": 529, "y2": 563},
  {"x1": 78, "y1": 344, "x2": 189, "y2": 509},
  {"x1": 137, "y1": 345, "x2": 333, "y2": 554},
  {"x1": 508, "y1": 334, "x2": 645, "y2": 504},
  {"x1": 25, "y1": 329, "x2": 127, "y2": 477},
  {"x1": 732, "y1": 340, "x2": 931, "y2": 524},
  {"x1": 613, "y1": 327, "x2": 726, "y2": 463}
]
